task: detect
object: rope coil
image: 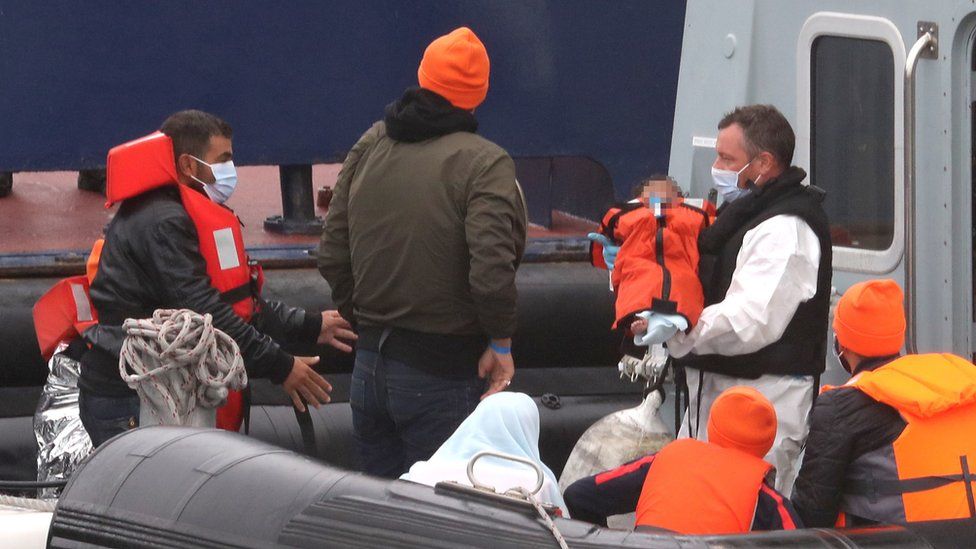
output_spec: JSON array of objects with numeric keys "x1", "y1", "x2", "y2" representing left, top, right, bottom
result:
[{"x1": 119, "y1": 309, "x2": 246, "y2": 426}]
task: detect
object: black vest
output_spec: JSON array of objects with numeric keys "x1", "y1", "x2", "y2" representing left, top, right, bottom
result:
[{"x1": 676, "y1": 167, "x2": 832, "y2": 378}]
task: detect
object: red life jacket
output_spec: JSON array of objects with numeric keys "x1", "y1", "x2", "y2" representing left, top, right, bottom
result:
[
  {"x1": 33, "y1": 276, "x2": 98, "y2": 361},
  {"x1": 635, "y1": 438, "x2": 772, "y2": 534},
  {"x1": 594, "y1": 200, "x2": 711, "y2": 329},
  {"x1": 824, "y1": 353, "x2": 976, "y2": 523},
  {"x1": 33, "y1": 132, "x2": 260, "y2": 431}
]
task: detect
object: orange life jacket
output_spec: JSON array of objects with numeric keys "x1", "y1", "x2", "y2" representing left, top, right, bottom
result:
[
  {"x1": 825, "y1": 353, "x2": 976, "y2": 523},
  {"x1": 33, "y1": 276, "x2": 98, "y2": 361},
  {"x1": 594, "y1": 200, "x2": 710, "y2": 329},
  {"x1": 635, "y1": 438, "x2": 771, "y2": 534},
  {"x1": 32, "y1": 132, "x2": 260, "y2": 431}
]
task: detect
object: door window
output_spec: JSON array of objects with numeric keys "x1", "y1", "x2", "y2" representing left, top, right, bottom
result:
[{"x1": 811, "y1": 36, "x2": 895, "y2": 250}]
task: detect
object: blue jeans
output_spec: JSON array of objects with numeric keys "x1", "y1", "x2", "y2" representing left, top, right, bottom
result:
[
  {"x1": 351, "y1": 348, "x2": 483, "y2": 478},
  {"x1": 78, "y1": 390, "x2": 140, "y2": 447}
]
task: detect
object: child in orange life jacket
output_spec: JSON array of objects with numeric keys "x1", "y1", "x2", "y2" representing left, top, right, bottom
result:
[
  {"x1": 590, "y1": 176, "x2": 712, "y2": 349},
  {"x1": 563, "y1": 386, "x2": 800, "y2": 533}
]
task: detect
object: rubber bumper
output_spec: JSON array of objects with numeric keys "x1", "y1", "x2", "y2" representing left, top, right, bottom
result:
[{"x1": 49, "y1": 426, "x2": 975, "y2": 549}]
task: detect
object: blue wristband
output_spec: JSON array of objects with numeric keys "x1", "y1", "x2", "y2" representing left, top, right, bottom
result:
[{"x1": 489, "y1": 342, "x2": 511, "y2": 354}]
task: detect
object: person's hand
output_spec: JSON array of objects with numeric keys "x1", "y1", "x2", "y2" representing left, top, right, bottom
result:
[
  {"x1": 631, "y1": 317, "x2": 648, "y2": 335},
  {"x1": 586, "y1": 233, "x2": 620, "y2": 271},
  {"x1": 283, "y1": 356, "x2": 333, "y2": 412},
  {"x1": 317, "y1": 310, "x2": 357, "y2": 352},
  {"x1": 633, "y1": 312, "x2": 688, "y2": 347},
  {"x1": 479, "y1": 339, "x2": 515, "y2": 400}
]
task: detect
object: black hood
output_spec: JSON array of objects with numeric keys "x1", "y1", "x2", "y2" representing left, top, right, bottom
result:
[{"x1": 384, "y1": 87, "x2": 478, "y2": 143}]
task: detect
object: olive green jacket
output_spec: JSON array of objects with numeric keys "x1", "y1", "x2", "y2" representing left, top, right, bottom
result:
[{"x1": 317, "y1": 122, "x2": 526, "y2": 338}]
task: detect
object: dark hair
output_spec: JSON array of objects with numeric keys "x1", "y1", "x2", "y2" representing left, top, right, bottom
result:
[
  {"x1": 718, "y1": 104, "x2": 794, "y2": 168},
  {"x1": 631, "y1": 173, "x2": 674, "y2": 199},
  {"x1": 160, "y1": 110, "x2": 233, "y2": 159}
]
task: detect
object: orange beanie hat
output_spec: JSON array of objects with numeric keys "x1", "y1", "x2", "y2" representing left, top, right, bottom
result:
[
  {"x1": 707, "y1": 387, "x2": 777, "y2": 458},
  {"x1": 418, "y1": 27, "x2": 490, "y2": 110},
  {"x1": 833, "y1": 279, "x2": 905, "y2": 357}
]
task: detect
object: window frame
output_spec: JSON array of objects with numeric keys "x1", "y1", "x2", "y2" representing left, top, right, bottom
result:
[{"x1": 796, "y1": 12, "x2": 906, "y2": 273}]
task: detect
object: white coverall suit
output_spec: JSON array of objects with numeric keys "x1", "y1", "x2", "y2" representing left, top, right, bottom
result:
[{"x1": 667, "y1": 214, "x2": 822, "y2": 496}]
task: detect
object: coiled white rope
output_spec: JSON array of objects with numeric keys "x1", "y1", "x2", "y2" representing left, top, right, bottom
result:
[{"x1": 119, "y1": 309, "x2": 247, "y2": 426}]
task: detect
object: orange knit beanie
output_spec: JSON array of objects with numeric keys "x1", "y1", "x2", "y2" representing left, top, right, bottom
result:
[
  {"x1": 833, "y1": 279, "x2": 906, "y2": 357},
  {"x1": 707, "y1": 386, "x2": 777, "y2": 458},
  {"x1": 418, "y1": 27, "x2": 490, "y2": 110}
]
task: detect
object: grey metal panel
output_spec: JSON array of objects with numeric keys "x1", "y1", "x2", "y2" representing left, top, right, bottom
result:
[{"x1": 671, "y1": 1, "x2": 976, "y2": 359}]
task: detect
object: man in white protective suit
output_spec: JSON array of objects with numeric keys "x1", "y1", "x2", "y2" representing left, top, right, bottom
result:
[{"x1": 635, "y1": 105, "x2": 832, "y2": 495}]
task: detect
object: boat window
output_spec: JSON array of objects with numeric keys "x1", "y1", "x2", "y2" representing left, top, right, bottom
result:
[{"x1": 811, "y1": 36, "x2": 895, "y2": 250}]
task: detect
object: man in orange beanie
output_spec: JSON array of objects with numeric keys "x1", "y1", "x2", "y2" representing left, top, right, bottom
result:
[
  {"x1": 793, "y1": 279, "x2": 976, "y2": 526},
  {"x1": 564, "y1": 386, "x2": 800, "y2": 533},
  {"x1": 318, "y1": 27, "x2": 527, "y2": 478}
]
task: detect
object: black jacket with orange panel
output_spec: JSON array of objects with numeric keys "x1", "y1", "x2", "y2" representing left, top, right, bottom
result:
[
  {"x1": 565, "y1": 438, "x2": 800, "y2": 533},
  {"x1": 793, "y1": 353, "x2": 976, "y2": 527}
]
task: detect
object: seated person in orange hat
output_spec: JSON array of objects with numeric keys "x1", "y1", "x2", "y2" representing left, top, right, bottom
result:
[
  {"x1": 793, "y1": 279, "x2": 976, "y2": 527},
  {"x1": 564, "y1": 386, "x2": 801, "y2": 534},
  {"x1": 588, "y1": 176, "x2": 714, "y2": 350}
]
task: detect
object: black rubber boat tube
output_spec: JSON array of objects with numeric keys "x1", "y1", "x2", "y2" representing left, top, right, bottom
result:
[{"x1": 48, "y1": 427, "x2": 975, "y2": 549}]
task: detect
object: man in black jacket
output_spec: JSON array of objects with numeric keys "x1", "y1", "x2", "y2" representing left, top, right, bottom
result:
[
  {"x1": 78, "y1": 110, "x2": 355, "y2": 446},
  {"x1": 791, "y1": 279, "x2": 906, "y2": 527}
]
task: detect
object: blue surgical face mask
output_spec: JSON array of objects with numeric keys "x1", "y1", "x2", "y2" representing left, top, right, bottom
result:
[
  {"x1": 711, "y1": 160, "x2": 752, "y2": 203},
  {"x1": 190, "y1": 155, "x2": 238, "y2": 204}
]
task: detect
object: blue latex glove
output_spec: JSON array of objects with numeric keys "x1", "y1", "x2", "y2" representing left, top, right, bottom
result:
[
  {"x1": 587, "y1": 233, "x2": 620, "y2": 271},
  {"x1": 633, "y1": 310, "x2": 688, "y2": 347}
]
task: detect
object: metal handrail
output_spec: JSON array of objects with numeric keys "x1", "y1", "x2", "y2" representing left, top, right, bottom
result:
[
  {"x1": 466, "y1": 450, "x2": 544, "y2": 496},
  {"x1": 904, "y1": 30, "x2": 937, "y2": 354}
]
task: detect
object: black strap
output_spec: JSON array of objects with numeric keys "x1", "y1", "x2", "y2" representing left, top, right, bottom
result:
[
  {"x1": 294, "y1": 397, "x2": 316, "y2": 456},
  {"x1": 0, "y1": 479, "x2": 68, "y2": 490},
  {"x1": 962, "y1": 456, "x2": 976, "y2": 518},
  {"x1": 219, "y1": 282, "x2": 253, "y2": 305},
  {"x1": 693, "y1": 369, "x2": 704, "y2": 438},
  {"x1": 847, "y1": 472, "x2": 974, "y2": 496},
  {"x1": 811, "y1": 373, "x2": 821, "y2": 406},
  {"x1": 242, "y1": 385, "x2": 252, "y2": 435},
  {"x1": 673, "y1": 362, "x2": 688, "y2": 437}
]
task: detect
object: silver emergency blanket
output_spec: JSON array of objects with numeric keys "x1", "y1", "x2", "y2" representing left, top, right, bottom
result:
[
  {"x1": 33, "y1": 345, "x2": 92, "y2": 497},
  {"x1": 559, "y1": 390, "x2": 672, "y2": 529}
]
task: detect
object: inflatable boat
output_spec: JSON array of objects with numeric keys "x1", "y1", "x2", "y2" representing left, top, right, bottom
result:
[{"x1": 36, "y1": 427, "x2": 976, "y2": 548}]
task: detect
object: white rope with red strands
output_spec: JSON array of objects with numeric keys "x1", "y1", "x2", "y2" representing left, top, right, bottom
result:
[{"x1": 119, "y1": 309, "x2": 246, "y2": 426}]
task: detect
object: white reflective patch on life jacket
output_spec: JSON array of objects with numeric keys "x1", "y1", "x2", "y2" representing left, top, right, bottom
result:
[
  {"x1": 70, "y1": 283, "x2": 93, "y2": 322},
  {"x1": 213, "y1": 228, "x2": 240, "y2": 270},
  {"x1": 684, "y1": 198, "x2": 705, "y2": 209}
]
